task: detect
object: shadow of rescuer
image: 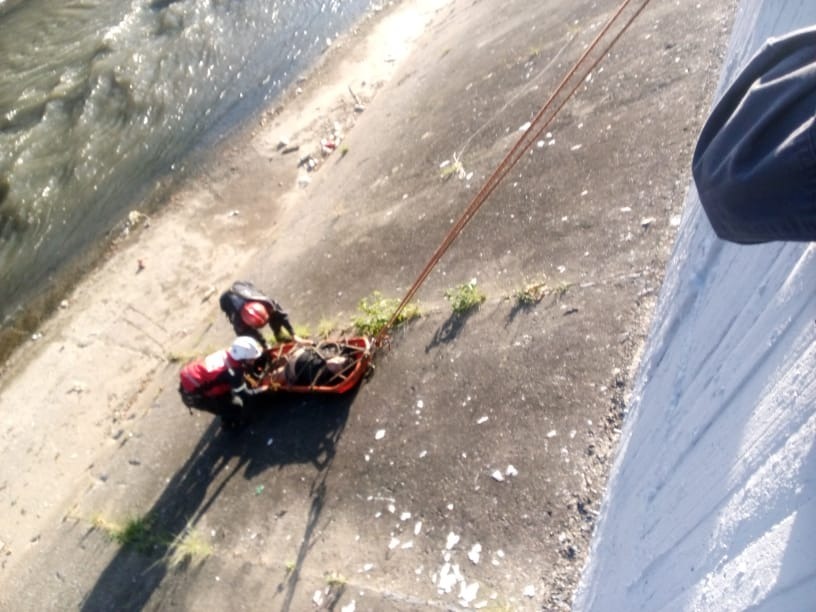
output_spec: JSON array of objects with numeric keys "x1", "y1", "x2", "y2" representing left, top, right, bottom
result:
[{"x1": 219, "y1": 280, "x2": 300, "y2": 347}]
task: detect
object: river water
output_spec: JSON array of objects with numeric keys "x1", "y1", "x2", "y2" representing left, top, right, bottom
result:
[{"x1": 0, "y1": 0, "x2": 375, "y2": 337}]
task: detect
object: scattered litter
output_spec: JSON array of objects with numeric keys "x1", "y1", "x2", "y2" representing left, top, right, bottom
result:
[
  {"x1": 641, "y1": 216, "x2": 656, "y2": 228},
  {"x1": 361, "y1": 563, "x2": 374, "y2": 573},
  {"x1": 670, "y1": 214, "x2": 682, "y2": 226},
  {"x1": 518, "y1": 121, "x2": 531, "y2": 132},
  {"x1": 476, "y1": 416, "x2": 489, "y2": 424},
  {"x1": 313, "y1": 590, "x2": 324, "y2": 606},
  {"x1": 375, "y1": 429, "x2": 386, "y2": 440},
  {"x1": 387, "y1": 503, "x2": 396, "y2": 514},
  {"x1": 255, "y1": 485, "x2": 264, "y2": 495},
  {"x1": 445, "y1": 532, "x2": 460, "y2": 550},
  {"x1": 417, "y1": 399, "x2": 424, "y2": 409},
  {"x1": 354, "y1": 104, "x2": 366, "y2": 113},
  {"x1": 388, "y1": 537, "x2": 400, "y2": 550},
  {"x1": 341, "y1": 601, "x2": 356, "y2": 612},
  {"x1": 266, "y1": 437, "x2": 274, "y2": 446},
  {"x1": 523, "y1": 585, "x2": 536, "y2": 598},
  {"x1": 400, "y1": 511, "x2": 411, "y2": 521},
  {"x1": 60, "y1": 300, "x2": 69, "y2": 309},
  {"x1": 320, "y1": 138, "x2": 337, "y2": 155},
  {"x1": 459, "y1": 581, "x2": 479, "y2": 605},
  {"x1": 536, "y1": 140, "x2": 546, "y2": 148},
  {"x1": 491, "y1": 470, "x2": 504, "y2": 482},
  {"x1": 505, "y1": 465, "x2": 518, "y2": 477},
  {"x1": 468, "y1": 543, "x2": 482, "y2": 564},
  {"x1": 446, "y1": 503, "x2": 454, "y2": 510},
  {"x1": 419, "y1": 450, "x2": 428, "y2": 458},
  {"x1": 570, "y1": 144, "x2": 583, "y2": 151},
  {"x1": 436, "y1": 562, "x2": 462, "y2": 593},
  {"x1": 547, "y1": 430, "x2": 557, "y2": 438},
  {"x1": 620, "y1": 206, "x2": 632, "y2": 213},
  {"x1": 581, "y1": 190, "x2": 589, "y2": 196},
  {"x1": 127, "y1": 210, "x2": 149, "y2": 227},
  {"x1": 298, "y1": 155, "x2": 318, "y2": 171},
  {"x1": 227, "y1": 209, "x2": 240, "y2": 217},
  {"x1": 414, "y1": 521, "x2": 423, "y2": 536}
]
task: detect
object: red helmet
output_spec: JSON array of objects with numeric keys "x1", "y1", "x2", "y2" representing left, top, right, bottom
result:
[{"x1": 240, "y1": 301, "x2": 269, "y2": 328}]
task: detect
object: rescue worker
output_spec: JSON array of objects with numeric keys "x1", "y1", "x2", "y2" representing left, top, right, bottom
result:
[
  {"x1": 178, "y1": 336, "x2": 268, "y2": 427},
  {"x1": 219, "y1": 280, "x2": 301, "y2": 347}
]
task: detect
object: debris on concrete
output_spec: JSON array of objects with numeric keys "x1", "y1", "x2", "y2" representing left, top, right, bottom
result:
[{"x1": 467, "y1": 543, "x2": 482, "y2": 564}]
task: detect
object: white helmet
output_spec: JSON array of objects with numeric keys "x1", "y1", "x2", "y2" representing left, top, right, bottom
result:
[{"x1": 228, "y1": 336, "x2": 263, "y2": 362}]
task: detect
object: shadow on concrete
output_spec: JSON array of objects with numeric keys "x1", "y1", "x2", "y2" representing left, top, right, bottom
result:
[
  {"x1": 79, "y1": 392, "x2": 354, "y2": 612},
  {"x1": 505, "y1": 299, "x2": 539, "y2": 326},
  {"x1": 425, "y1": 310, "x2": 476, "y2": 352}
]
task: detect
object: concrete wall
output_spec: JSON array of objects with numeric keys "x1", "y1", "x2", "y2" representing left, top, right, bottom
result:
[{"x1": 574, "y1": 1, "x2": 816, "y2": 609}]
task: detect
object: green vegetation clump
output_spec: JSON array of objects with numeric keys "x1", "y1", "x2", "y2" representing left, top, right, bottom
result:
[
  {"x1": 512, "y1": 279, "x2": 573, "y2": 307},
  {"x1": 353, "y1": 291, "x2": 420, "y2": 336},
  {"x1": 513, "y1": 281, "x2": 547, "y2": 306},
  {"x1": 445, "y1": 279, "x2": 486, "y2": 315},
  {"x1": 93, "y1": 514, "x2": 213, "y2": 563},
  {"x1": 94, "y1": 514, "x2": 158, "y2": 553},
  {"x1": 169, "y1": 529, "x2": 213, "y2": 567},
  {"x1": 325, "y1": 571, "x2": 347, "y2": 586}
]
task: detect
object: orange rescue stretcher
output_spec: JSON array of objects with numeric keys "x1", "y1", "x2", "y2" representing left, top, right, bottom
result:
[{"x1": 248, "y1": 336, "x2": 374, "y2": 395}]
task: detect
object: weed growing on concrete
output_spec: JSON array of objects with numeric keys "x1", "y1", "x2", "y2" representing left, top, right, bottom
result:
[
  {"x1": 325, "y1": 571, "x2": 347, "y2": 586},
  {"x1": 440, "y1": 157, "x2": 464, "y2": 180},
  {"x1": 513, "y1": 280, "x2": 548, "y2": 306},
  {"x1": 445, "y1": 279, "x2": 486, "y2": 315},
  {"x1": 552, "y1": 280, "x2": 572, "y2": 299},
  {"x1": 94, "y1": 514, "x2": 158, "y2": 553},
  {"x1": 353, "y1": 291, "x2": 420, "y2": 336},
  {"x1": 317, "y1": 317, "x2": 339, "y2": 338},
  {"x1": 168, "y1": 529, "x2": 213, "y2": 567},
  {"x1": 511, "y1": 279, "x2": 573, "y2": 306}
]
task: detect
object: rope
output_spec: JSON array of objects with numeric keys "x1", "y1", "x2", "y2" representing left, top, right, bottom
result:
[{"x1": 373, "y1": 0, "x2": 654, "y2": 348}]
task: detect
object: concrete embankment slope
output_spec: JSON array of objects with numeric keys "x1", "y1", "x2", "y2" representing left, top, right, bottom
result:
[
  {"x1": 0, "y1": 0, "x2": 734, "y2": 610},
  {"x1": 575, "y1": 1, "x2": 816, "y2": 610}
]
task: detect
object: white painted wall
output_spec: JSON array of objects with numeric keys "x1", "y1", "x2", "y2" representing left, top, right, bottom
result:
[{"x1": 574, "y1": 1, "x2": 816, "y2": 610}]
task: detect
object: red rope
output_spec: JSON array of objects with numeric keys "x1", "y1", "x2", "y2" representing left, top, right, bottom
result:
[{"x1": 374, "y1": 0, "x2": 654, "y2": 348}]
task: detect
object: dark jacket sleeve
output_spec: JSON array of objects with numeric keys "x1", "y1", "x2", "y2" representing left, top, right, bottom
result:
[
  {"x1": 692, "y1": 26, "x2": 816, "y2": 244},
  {"x1": 268, "y1": 305, "x2": 295, "y2": 341}
]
